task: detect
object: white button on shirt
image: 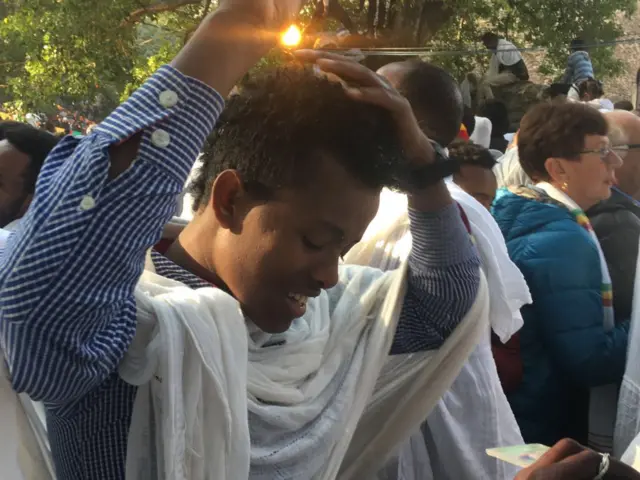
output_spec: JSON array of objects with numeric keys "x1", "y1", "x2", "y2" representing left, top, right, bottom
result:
[
  {"x1": 159, "y1": 90, "x2": 178, "y2": 108},
  {"x1": 79, "y1": 195, "x2": 95, "y2": 211},
  {"x1": 151, "y1": 129, "x2": 171, "y2": 148}
]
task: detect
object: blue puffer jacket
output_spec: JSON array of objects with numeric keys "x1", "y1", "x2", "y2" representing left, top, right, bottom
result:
[{"x1": 492, "y1": 188, "x2": 629, "y2": 445}]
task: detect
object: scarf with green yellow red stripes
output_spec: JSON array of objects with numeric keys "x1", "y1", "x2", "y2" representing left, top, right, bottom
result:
[{"x1": 510, "y1": 182, "x2": 614, "y2": 330}]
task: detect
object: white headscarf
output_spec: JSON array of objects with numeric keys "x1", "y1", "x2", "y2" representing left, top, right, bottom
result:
[
  {"x1": 494, "y1": 147, "x2": 532, "y2": 188},
  {"x1": 470, "y1": 116, "x2": 492, "y2": 149}
]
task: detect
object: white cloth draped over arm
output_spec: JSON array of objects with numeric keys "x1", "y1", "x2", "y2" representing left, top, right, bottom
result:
[
  {"x1": 122, "y1": 232, "x2": 489, "y2": 480},
  {"x1": 344, "y1": 188, "x2": 528, "y2": 480},
  {"x1": 355, "y1": 187, "x2": 529, "y2": 341},
  {"x1": 123, "y1": 253, "x2": 411, "y2": 480},
  {"x1": 615, "y1": 237, "x2": 640, "y2": 458}
]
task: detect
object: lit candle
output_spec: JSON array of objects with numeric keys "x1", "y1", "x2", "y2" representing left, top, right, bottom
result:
[{"x1": 281, "y1": 25, "x2": 302, "y2": 47}]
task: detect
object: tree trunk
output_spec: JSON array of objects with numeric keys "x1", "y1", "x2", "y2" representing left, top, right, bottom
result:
[
  {"x1": 125, "y1": 0, "x2": 202, "y2": 24},
  {"x1": 367, "y1": 0, "x2": 378, "y2": 34},
  {"x1": 328, "y1": 0, "x2": 356, "y2": 31},
  {"x1": 415, "y1": 1, "x2": 452, "y2": 45},
  {"x1": 307, "y1": 0, "x2": 355, "y2": 34},
  {"x1": 386, "y1": 0, "x2": 398, "y2": 29},
  {"x1": 376, "y1": 0, "x2": 387, "y2": 32}
]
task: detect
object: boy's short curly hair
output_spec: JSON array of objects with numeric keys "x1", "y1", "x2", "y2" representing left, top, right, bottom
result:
[
  {"x1": 517, "y1": 101, "x2": 607, "y2": 181},
  {"x1": 448, "y1": 139, "x2": 497, "y2": 170},
  {"x1": 189, "y1": 65, "x2": 405, "y2": 211}
]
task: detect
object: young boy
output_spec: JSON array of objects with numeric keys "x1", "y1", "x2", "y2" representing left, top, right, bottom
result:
[{"x1": 0, "y1": 2, "x2": 482, "y2": 478}]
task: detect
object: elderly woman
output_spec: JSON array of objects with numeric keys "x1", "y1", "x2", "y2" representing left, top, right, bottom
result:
[{"x1": 492, "y1": 101, "x2": 630, "y2": 447}]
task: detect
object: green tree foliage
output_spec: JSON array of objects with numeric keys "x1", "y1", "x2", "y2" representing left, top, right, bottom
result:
[{"x1": 0, "y1": 0, "x2": 636, "y2": 115}]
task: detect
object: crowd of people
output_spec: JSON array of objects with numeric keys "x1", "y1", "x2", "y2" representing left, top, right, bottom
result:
[{"x1": 2, "y1": 0, "x2": 640, "y2": 479}]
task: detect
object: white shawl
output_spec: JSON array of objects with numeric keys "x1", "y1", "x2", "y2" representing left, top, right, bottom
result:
[
  {"x1": 348, "y1": 190, "x2": 528, "y2": 479},
  {"x1": 358, "y1": 187, "x2": 529, "y2": 341},
  {"x1": 615, "y1": 237, "x2": 640, "y2": 458},
  {"x1": 121, "y1": 245, "x2": 488, "y2": 479}
]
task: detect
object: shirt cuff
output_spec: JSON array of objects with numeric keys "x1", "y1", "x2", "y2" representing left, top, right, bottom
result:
[
  {"x1": 408, "y1": 202, "x2": 477, "y2": 269},
  {"x1": 94, "y1": 65, "x2": 225, "y2": 182}
]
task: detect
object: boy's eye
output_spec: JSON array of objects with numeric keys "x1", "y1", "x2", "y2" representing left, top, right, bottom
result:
[{"x1": 302, "y1": 236, "x2": 323, "y2": 251}]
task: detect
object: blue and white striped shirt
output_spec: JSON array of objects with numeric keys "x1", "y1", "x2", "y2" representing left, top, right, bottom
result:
[{"x1": 0, "y1": 65, "x2": 479, "y2": 479}]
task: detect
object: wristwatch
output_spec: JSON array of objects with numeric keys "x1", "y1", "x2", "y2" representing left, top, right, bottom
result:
[{"x1": 396, "y1": 140, "x2": 458, "y2": 191}]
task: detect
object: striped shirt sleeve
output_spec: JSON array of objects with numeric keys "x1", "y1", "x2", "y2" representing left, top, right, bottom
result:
[
  {"x1": 0, "y1": 66, "x2": 224, "y2": 403},
  {"x1": 391, "y1": 203, "x2": 481, "y2": 354}
]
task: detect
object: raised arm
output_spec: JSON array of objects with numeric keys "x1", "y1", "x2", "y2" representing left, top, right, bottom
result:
[
  {"x1": 0, "y1": 67, "x2": 223, "y2": 403},
  {"x1": 293, "y1": 51, "x2": 482, "y2": 355},
  {"x1": 0, "y1": 4, "x2": 303, "y2": 403},
  {"x1": 390, "y1": 201, "x2": 480, "y2": 354}
]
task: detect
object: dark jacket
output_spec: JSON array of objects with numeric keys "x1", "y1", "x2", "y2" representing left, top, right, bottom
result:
[
  {"x1": 588, "y1": 188, "x2": 640, "y2": 322},
  {"x1": 492, "y1": 188, "x2": 629, "y2": 445}
]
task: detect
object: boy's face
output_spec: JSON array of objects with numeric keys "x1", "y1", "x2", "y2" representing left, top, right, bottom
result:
[
  {"x1": 205, "y1": 154, "x2": 380, "y2": 333},
  {"x1": 0, "y1": 140, "x2": 32, "y2": 227}
]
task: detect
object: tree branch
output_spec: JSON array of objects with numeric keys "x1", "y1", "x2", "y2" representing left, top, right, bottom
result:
[
  {"x1": 124, "y1": 0, "x2": 202, "y2": 25},
  {"x1": 200, "y1": 0, "x2": 214, "y2": 22}
]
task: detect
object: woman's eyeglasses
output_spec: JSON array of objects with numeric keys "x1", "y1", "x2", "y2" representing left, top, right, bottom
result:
[
  {"x1": 611, "y1": 144, "x2": 640, "y2": 159},
  {"x1": 579, "y1": 145, "x2": 638, "y2": 165}
]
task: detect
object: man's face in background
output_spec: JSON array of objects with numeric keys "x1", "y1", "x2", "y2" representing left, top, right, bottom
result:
[
  {"x1": 454, "y1": 164, "x2": 498, "y2": 211},
  {"x1": 0, "y1": 140, "x2": 32, "y2": 227}
]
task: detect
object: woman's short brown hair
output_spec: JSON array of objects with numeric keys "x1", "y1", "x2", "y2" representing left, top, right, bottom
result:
[{"x1": 518, "y1": 101, "x2": 607, "y2": 181}]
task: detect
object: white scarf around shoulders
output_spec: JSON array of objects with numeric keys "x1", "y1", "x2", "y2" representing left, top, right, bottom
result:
[
  {"x1": 353, "y1": 187, "x2": 529, "y2": 342},
  {"x1": 121, "y1": 237, "x2": 488, "y2": 479}
]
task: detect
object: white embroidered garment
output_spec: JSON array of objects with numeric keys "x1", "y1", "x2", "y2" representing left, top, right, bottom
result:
[
  {"x1": 396, "y1": 336, "x2": 524, "y2": 480},
  {"x1": 0, "y1": 226, "x2": 55, "y2": 480},
  {"x1": 470, "y1": 116, "x2": 492, "y2": 149},
  {"x1": 347, "y1": 188, "x2": 528, "y2": 479},
  {"x1": 537, "y1": 182, "x2": 617, "y2": 453},
  {"x1": 615, "y1": 237, "x2": 640, "y2": 458},
  {"x1": 121, "y1": 249, "x2": 488, "y2": 480}
]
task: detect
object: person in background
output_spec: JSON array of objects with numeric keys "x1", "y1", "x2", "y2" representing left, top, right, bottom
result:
[
  {"x1": 562, "y1": 38, "x2": 595, "y2": 88},
  {"x1": 377, "y1": 59, "x2": 526, "y2": 480},
  {"x1": 615, "y1": 100, "x2": 635, "y2": 111},
  {"x1": 0, "y1": 121, "x2": 60, "y2": 230},
  {"x1": 492, "y1": 101, "x2": 629, "y2": 447},
  {"x1": 479, "y1": 99, "x2": 510, "y2": 153},
  {"x1": 588, "y1": 110, "x2": 640, "y2": 323},
  {"x1": 379, "y1": 60, "x2": 464, "y2": 149},
  {"x1": 450, "y1": 140, "x2": 498, "y2": 210},
  {"x1": 578, "y1": 77, "x2": 615, "y2": 111},
  {"x1": 481, "y1": 32, "x2": 530, "y2": 81}
]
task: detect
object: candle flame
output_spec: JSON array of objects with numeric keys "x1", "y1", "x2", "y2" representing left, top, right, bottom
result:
[{"x1": 281, "y1": 25, "x2": 302, "y2": 47}]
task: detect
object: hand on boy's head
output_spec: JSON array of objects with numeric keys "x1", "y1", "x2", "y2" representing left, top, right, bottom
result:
[{"x1": 294, "y1": 49, "x2": 434, "y2": 165}]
